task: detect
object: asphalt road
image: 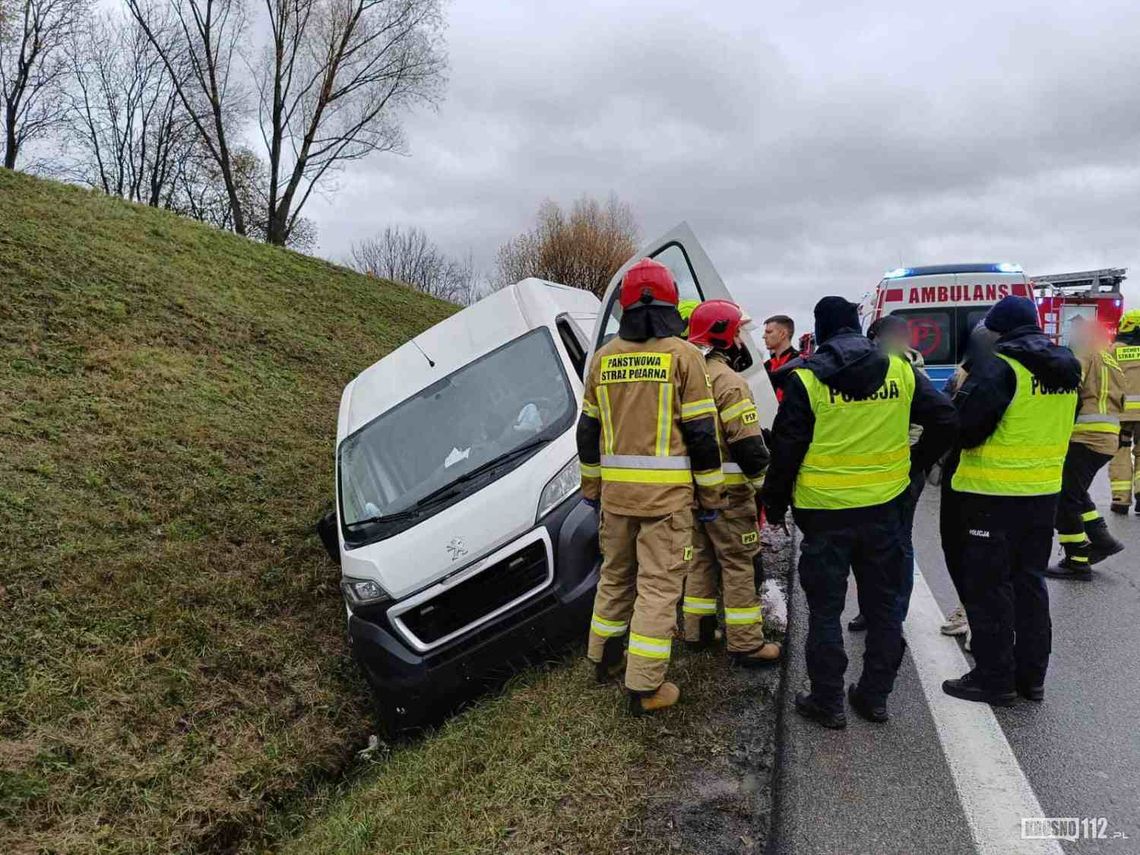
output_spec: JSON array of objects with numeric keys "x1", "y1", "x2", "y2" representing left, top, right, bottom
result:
[{"x1": 771, "y1": 475, "x2": 1140, "y2": 854}]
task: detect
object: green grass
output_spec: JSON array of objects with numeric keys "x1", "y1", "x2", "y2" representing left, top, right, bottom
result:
[{"x1": 0, "y1": 170, "x2": 456, "y2": 853}]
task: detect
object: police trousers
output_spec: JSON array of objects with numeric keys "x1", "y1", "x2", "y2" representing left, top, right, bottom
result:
[
  {"x1": 795, "y1": 497, "x2": 908, "y2": 713},
  {"x1": 682, "y1": 503, "x2": 764, "y2": 652},
  {"x1": 959, "y1": 495, "x2": 1054, "y2": 691},
  {"x1": 587, "y1": 507, "x2": 693, "y2": 692},
  {"x1": 1109, "y1": 423, "x2": 1140, "y2": 504}
]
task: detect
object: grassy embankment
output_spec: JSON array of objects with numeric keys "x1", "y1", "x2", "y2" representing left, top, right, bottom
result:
[{"x1": 0, "y1": 171, "x2": 768, "y2": 854}]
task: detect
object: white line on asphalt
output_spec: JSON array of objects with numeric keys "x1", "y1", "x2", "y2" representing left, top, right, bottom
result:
[{"x1": 905, "y1": 565, "x2": 1063, "y2": 855}]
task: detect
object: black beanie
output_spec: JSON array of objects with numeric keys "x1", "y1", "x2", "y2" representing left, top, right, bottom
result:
[
  {"x1": 814, "y1": 296, "x2": 862, "y2": 343},
  {"x1": 984, "y1": 296, "x2": 1039, "y2": 334}
]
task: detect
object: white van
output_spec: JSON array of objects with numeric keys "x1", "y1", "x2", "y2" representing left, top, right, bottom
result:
[
  {"x1": 869, "y1": 263, "x2": 1034, "y2": 387},
  {"x1": 334, "y1": 224, "x2": 776, "y2": 730}
]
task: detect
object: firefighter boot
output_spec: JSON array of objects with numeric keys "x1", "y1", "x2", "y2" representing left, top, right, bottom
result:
[
  {"x1": 1111, "y1": 501, "x2": 1130, "y2": 515},
  {"x1": 1045, "y1": 542, "x2": 1093, "y2": 579},
  {"x1": 594, "y1": 636, "x2": 626, "y2": 685},
  {"x1": 731, "y1": 640, "x2": 783, "y2": 668},
  {"x1": 1086, "y1": 519, "x2": 1125, "y2": 565},
  {"x1": 627, "y1": 682, "x2": 681, "y2": 716}
]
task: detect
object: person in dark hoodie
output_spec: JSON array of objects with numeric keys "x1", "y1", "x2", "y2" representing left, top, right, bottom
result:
[
  {"x1": 941, "y1": 296, "x2": 1081, "y2": 706},
  {"x1": 764, "y1": 297, "x2": 957, "y2": 728}
]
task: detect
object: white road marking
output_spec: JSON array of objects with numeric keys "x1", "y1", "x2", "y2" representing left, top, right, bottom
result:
[{"x1": 905, "y1": 565, "x2": 1064, "y2": 855}]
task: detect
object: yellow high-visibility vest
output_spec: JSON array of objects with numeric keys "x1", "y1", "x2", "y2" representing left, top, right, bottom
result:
[
  {"x1": 793, "y1": 355, "x2": 914, "y2": 510},
  {"x1": 952, "y1": 353, "x2": 1076, "y2": 496}
]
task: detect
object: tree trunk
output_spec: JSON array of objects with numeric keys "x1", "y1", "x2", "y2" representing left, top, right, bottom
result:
[{"x1": 4, "y1": 104, "x2": 18, "y2": 169}]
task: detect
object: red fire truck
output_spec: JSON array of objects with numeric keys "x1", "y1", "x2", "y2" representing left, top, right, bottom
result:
[{"x1": 1032, "y1": 268, "x2": 1126, "y2": 347}]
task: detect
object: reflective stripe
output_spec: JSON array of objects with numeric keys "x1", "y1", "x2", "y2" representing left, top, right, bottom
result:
[
  {"x1": 720, "y1": 399, "x2": 756, "y2": 423},
  {"x1": 681, "y1": 397, "x2": 717, "y2": 421},
  {"x1": 723, "y1": 462, "x2": 743, "y2": 474},
  {"x1": 582, "y1": 401, "x2": 599, "y2": 419},
  {"x1": 749, "y1": 475, "x2": 766, "y2": 489},
  {"x1": 1127, "y1": 395, "x2": 1140, "y2": 403},
  {"x1": 1076, "y1": 413, "x2": 1120, "y2": 425},
  {"x1": 1069, "y1": 554, "x2": 1089, "y2": 564},
  {"x1": 682, "y1": 597, "x2": 717, "y2": 615},
  {"x1": 963, "y1": 444, "x2": 1069, "y2": 461},
  {"x1": 693, "y1": 468, "x2": 726, "y2": 487},
  {"x1": 1110, "y1": 480, "x2": 1132, "y2": 490},
  {"x1": 724, "y1": 606, "x2": 761, "y2": 625},
  {"x1": 1126, "y1": 401, "x2": 1140, "y2": 412},
  {"x1": 1081, "y1": 509, "x2": 1101, "y2": 522},
  {"x1": 1058, "y1": 532, "x2": 1087, "y2": 543},
  {"x1": 797, "y1": 463, "x2": 909, "y2": 488},
  {"x1": 629, "y1": 632, "x2": 672, "y2": 660},
  {"x1": 802, "y1": 445, "x2": 909, "y2": 468},
  {"x1": 579, "y1": 461, "x2": 601, "y2": 478},
  {"x1": 1072, "y1": 423, "x2": 1120, "y2": 434},
  {"x1": 655, "y1": 383, "x2": 674, "y2": 457},
  {"x1": 597, "y1": 386, "x2": 615, "y2": 455},
  {"x1": 591, "y1": 614, "x2": 628, "y2": 637},
  {"x1": 601, "y1": 454, "x2": 691, "y2": 469},
  {"x1": 601, "y1": 467, "x2": 692, "y2": 485}
]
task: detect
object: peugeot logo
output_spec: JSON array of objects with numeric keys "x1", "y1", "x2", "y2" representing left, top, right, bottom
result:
[{"x1": 446, "y1": 537, "x2": 468, "y2": 561}]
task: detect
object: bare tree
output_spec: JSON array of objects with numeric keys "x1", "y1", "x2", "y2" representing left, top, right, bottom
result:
[
  {"x1": 351, "y1": 225, "x2": 481, "y2": 304},
  {"x1": 1, "y1": 0, "x2": 83, "y2": 170},
  {"x1": 125, "y1": 0, "x2": 251, "y2": 234},
  {"x1": 496, "y1": 195, "x2": 639, "y2": 296},
  {"x1": 65, "y1": 10, "x2": 192, "y2": 206},
  {"x1": 256, "y1": 0, "x2": 445, "y2": 246}
]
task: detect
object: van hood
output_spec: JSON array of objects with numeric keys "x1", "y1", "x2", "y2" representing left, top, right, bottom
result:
[{"x1": 339, "y1": 434, "x2": 577, "y2": 601}]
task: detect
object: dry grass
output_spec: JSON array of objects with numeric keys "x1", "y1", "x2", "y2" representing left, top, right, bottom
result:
[{"x1": 0, "y1": 170, "x2": 455, "y2": 853}]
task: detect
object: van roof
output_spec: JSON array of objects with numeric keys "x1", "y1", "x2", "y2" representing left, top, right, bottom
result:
[
  {"x1": 883, "y1": 263, "x2": 1023, "y2": 279},
  {"x1": 338, "y1": 279, "x2": 599, "y2": 440}
]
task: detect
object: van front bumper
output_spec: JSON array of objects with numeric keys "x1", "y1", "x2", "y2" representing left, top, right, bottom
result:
[{"x1": 346, "y1": 496, "x2": 599, "y2": 730}]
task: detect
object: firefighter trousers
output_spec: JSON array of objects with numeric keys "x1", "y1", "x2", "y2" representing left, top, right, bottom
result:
[
  {"x1": 1109, "y1": 424, "x2": 1140, "y2": 505},
  {"x1": 682, "y1": 505, "x2": 764, "y2": 652},
  {"x1": 587, "y1": 507, "x2": 693, "y2": 692},
  {"x1": 1057, "y1": 443, "x2": 1113, "y2": 560}
]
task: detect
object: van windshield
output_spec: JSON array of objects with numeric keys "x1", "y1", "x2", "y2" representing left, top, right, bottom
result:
[{"x1": 338, "y1": 328, "x2": 576, "y2": 541}]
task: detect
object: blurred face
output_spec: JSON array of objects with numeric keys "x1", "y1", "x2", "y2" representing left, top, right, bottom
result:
[
  {"x1": 763, "y1": 321, "x2": 791, "y2": 353},
  {"x1": 879, "y1": 327, "x2": 911, "y2": 355}
]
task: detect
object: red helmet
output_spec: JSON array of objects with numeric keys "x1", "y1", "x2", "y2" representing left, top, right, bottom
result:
[
  {"x1": 619, "y1": 258, "x2": 679, "y2": 310},
  {"x1": 688, "y1": 299, "x2": 747, "y2": 349}
]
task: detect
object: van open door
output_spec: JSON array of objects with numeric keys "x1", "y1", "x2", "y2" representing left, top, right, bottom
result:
[{"x1": 588, "y1": 222, "x2": 779, "y2": 428}]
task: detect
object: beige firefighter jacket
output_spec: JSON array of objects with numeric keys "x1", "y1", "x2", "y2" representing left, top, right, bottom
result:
[
  {"x1": 1110, "y1": 340, "x2": 1140, "y2": 423},
  {"x1": 705, "y1": 352, "x2": 769, "y2": 506},
  {"x1": 1072, "y1": 348, "x2": 1126, "y2": 455}
]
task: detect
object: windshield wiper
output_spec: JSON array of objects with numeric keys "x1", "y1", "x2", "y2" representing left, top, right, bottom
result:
[{"x1": 343, "y1": 437, "x2": 552, "y2": 530}]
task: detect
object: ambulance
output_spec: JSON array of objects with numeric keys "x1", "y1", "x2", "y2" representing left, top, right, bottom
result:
[{"x1": 869, "y1": 263, "x2": 1034, "y2": 386}]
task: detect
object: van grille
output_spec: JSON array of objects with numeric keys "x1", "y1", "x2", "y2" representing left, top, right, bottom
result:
[{"x1": 398, "y1": 541, "x2": 550, "y2": 646}]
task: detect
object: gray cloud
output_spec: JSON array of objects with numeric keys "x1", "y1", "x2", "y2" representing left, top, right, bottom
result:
[{"x1": 307, "y1": 0, "x2": 1140, "y2": 335}]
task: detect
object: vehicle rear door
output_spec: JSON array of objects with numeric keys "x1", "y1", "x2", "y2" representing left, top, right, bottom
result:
[{"x1": 587, "y1": 222, "x2": 779, "y2": 427}]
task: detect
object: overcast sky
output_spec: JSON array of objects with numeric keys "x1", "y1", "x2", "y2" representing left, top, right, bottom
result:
[{"x1": 306, "y1": 0, "x2": 1140, "y2": 336}]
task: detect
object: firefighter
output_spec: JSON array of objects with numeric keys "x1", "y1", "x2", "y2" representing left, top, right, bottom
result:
[
  {"x1": 577, "y1": 258, "x2": 726, "y2": 715},
  {"x1": 764, "y1": 297, "x2": 957, "y2": 728},
  {"x1": 1108, "y1": 309, "x2": 1140, "y2": 514},
  {"x1": 1045, "y1": 317, "x2": 1126, "y2": 578},
  {"x1": 942, "y1": 296, "x2": 1080, "y2": 705},
  {"x1": 681, "y1": 299, "x2": 782, "y2": 666}
]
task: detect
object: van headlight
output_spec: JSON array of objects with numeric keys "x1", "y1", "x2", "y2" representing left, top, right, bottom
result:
[
  {"x1": 341, "y1": 577, "x2": 392, "y2": 607},
  {"x1": 537, "y1": 457, "x2": 582, "y2": 520}
]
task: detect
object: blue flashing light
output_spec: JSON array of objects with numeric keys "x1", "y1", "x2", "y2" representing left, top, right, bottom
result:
[
  {"x1": 883, "y1": 267, "x2": 909, "y2": 279},
  {"x1": 880, "y1": 263, "x2": 1026, "y2": 280},
  {"x1": 997, "y1": 262, "x2": 1023, "y2": 273}
]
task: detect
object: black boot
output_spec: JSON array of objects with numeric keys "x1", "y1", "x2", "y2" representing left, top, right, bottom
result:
[
  {"x1": 685, "y1": 615, "x2": 721, "y2": 651},
  {"x1": 1016, "y1": 682, "x2": 1045, "y2": 702},
  {"x1": 1086, "y1": 520, "x2": 1125, "y2": 565},
  {"x1": 848, "y1": 684, "x2": 889, "y2": 723},
  {"x1": 794, "y1": 691, "x2": 846, "y2": 729},
  {"x1": 847, "y1": 613, "x2": 867, "y2": 632},
  {"x1": 1111, "y1": 502, "x2": 1130, "y2": 515},
  {"x1": 594, "y1": 636, "x2": 625, "y2": 684},
  {"x1": 942, "y1": 671, "x2": 1016, "y2": 706},
  {"x1": 1045, "y1": 542, "x2": 1093, "y2": 579}
]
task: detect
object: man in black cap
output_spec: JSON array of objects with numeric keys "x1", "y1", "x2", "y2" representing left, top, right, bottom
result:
[
  {"x1": 764, "y1": 297, "x2": 957, "y2": 728},
  {"x1": 942, "y1": 296, "x2": 1081, "y2": 705}
]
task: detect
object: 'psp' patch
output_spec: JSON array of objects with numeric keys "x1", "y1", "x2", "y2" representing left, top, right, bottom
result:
[
  {"x1": 683, "y1": 545, "x2": 693, "y2": 561},
  {"x1": 741, "y1": 409, "x2": 759, "y2": 425},
  {"x1": 741, "y1": 530, "x2": 759, "y2": 545}
]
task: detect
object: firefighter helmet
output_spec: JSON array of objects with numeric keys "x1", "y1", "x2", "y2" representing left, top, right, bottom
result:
[
  {"x1": 688, "y1": 299, "x2": 747, "y2": 349},
  {"x1": 619, "y1": 258, "x2": 679, "y2": 310},
  {"x1": 1119, "y1": 309, "x2": 1140, "y2": 334}
]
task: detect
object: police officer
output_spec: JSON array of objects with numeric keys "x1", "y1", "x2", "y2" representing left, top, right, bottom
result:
[
  {"x1": 1045, "y1": 317, "x2": 1126, "y2": 577},
  {"x1": 764, "y1": 297, "x2": 957, "y2": 728},
  {"x1": 681, "y1": 300, "x2": 782, "y2": 666},
  {"x1": 943, "y1": 296, "x2": 1081, "y2": 705},
  {"x1": 577, "y1": 258, "x2": 726, "y2": 715},
  {"x1": 1108, "y1": 309, "x2": 1140, "y2": 514}
]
